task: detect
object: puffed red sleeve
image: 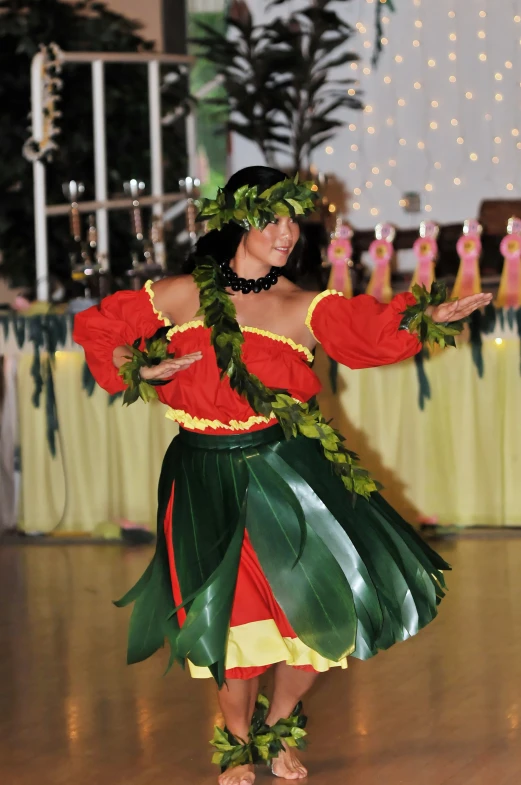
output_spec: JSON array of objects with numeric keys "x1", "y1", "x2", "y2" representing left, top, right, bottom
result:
[
  {"x1": 72, "y1": 282, "x2": 171, "y2": 393},
  {"x1": 306, "y1": 290, "x2": 421, "y2": 369}
]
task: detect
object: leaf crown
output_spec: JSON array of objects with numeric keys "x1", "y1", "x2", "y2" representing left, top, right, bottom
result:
[{"x1": 195, "y1": 174, "x2": 320, "y2": 231}]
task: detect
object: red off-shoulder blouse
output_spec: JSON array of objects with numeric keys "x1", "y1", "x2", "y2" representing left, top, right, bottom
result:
[{"x1": 73, "y1": 281, "x2": 421, "y2": 434}]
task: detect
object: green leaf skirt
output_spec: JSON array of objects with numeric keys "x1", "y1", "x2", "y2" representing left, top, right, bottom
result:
[{"x1": 116, "y1": 424, "x2": 450, "y2": 686}]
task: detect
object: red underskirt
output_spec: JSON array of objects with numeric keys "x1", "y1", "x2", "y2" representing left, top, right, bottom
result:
[{"x1": 163, "y1": 485, "x2": 317, "y2": 679}]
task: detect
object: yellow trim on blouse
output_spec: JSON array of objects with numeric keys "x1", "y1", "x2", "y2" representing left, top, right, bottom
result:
[
  {"x1": 165, "y1": 407, "x2": 277, "y2": 432},
  {"x1": 166, "y1": 320, "x2": 314, "y2": 362},
  {"x1": 304, "y1": 289, "x2": 344, "y2": 340},
  {"x1": 187, "y1": 618, "x2": 350, "y2": 679},
  {"x1": 144, "y1": 280, "x2": 172, "y2": 326}
]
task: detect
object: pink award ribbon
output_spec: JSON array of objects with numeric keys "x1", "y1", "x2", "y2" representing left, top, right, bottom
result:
[
  {"x1": 497, "y1": 217, "x2": 521, "y2": 309},
  {"x1": 452, "y1": 219, "x2": 482, "y2": 299},
  {"x1": 327, "y1": 222, "x2": 354, "y2": 298},
  {"x1": 367, "y1": 223, "x2": 395, "y2": 303},
  {"x1": 411, "y1": 221, "x2": 438, "y2": 291}
]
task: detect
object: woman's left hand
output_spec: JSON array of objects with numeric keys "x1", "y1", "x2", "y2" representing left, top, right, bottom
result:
[{"x1": 428, "y1": 292, "x2": 494, "y2": 323}]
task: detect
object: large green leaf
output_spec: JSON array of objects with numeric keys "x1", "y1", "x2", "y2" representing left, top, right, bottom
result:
[{"x1": 244, "y1": 450, "x2": 357, "y2": 662}]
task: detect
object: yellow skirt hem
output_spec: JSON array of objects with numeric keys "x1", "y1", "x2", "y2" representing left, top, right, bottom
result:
[{"x1": 186, "y1": 618, "x2": 350, "y2": 679}]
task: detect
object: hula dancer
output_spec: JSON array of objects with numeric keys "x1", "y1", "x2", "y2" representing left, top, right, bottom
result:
[{"x1": 74, "y1": 167, "x2": 492, "y2": 785}]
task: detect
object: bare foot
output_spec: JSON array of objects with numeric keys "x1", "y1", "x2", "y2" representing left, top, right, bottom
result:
[
  {"x1": 271, "y1": 744, "x2": 307, "y2": 780},
  {"x1": 218, "y1": 763, "x2": 255, "y2": 785}
]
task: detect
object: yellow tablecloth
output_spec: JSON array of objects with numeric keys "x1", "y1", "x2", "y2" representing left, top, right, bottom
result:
[{"x1": 17, "y1": 339, "x2": 521, "y2": 532}]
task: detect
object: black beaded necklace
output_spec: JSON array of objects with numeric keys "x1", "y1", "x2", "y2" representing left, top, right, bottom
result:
[{"x1": 219, "y1": 260, "x2": 283, "y2": 294}]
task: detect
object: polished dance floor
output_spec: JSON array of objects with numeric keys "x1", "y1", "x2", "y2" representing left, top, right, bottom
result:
[{"x1": 1, "y1": 536, "x2": 520, "y2": 785}]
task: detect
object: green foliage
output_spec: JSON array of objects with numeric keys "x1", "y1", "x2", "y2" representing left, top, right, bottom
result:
[
  {"x1": 400, "y1": 282, "x2": 464, "y2": 349},
  {"x1": 193, "y1": 257, "x2": 380, "y2": 500},
  {"x1": 196, "y1": 175, "x2": 319, "y2": 231},
  {"x1": 191, "y1": 0, "x2": 362, "y2": 171},
  {"x1": 0, "y1": 0, "x2": 190, "y2": 287},
  {"x1": 250, "y1": 694, "x2": 308, "y2": 764},
  {"x1": 118, "y1": 332, "x2": 169, "y2": 405},
  {"x1": 210, "y1": 726, "x2": 253, "y2": 769}
]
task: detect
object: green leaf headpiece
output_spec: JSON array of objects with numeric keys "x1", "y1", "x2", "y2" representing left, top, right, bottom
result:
[{"x1": 195, "y1": 174, "x2": 320, "y2": 231}]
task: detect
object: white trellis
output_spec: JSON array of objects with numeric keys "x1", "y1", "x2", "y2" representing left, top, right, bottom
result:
[{"x1": 30, "y1": 50, "x2": 198, "y2": 301}]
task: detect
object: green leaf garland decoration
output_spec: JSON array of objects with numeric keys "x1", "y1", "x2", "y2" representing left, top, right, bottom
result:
[
  {"x1": 118, "y1": 333, "x2": 170, "y2": 405},
  {"x1": 399, "y1": 282, "x2": 464, "y2": 348},
  {"x1": 210, "y1": 726, "x2": 254, "y2": 769},
  {"x1": 250, "y1": 694, "x2": 308, "y2": 764},
  {"x1": 193, "y1": 257, "x2": 380, "y2": 501},
  {"x1": 195, "y1": 174, "x2": 319, "y2": 232}
]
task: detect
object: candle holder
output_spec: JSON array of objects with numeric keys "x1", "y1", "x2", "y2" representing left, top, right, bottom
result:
[{"x1": 62, "y1": 180, "x2": 85, "y2": 242}]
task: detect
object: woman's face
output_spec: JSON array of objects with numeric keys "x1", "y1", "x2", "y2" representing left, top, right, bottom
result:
[{"x1": 243, "y1": 216, "x2": 300, "y2": 269}]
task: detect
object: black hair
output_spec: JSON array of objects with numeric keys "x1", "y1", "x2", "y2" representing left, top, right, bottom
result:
[{"x1": 183, "y1": 166, "x2": 305, "y2": 281}]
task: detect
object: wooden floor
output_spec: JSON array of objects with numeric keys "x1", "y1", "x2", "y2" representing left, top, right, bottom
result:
[{"x1": 1, "y1": 537, "x2": 521, "y2": 785}]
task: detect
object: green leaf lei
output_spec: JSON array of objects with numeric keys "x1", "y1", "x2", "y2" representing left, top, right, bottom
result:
[
  {"x1": 195, "y1": 174, "x2": 319, "y2": 232},
  {"x1": 118, "y1": 332, "x2": 169, "y2": 405},
  {"x1": 210, "y1": 726, "x2": 254, "y2": 769},
  {"x1": 400, "y1": 282, "x2": 464, "y2": 348},
  {"x1": 193, "y1": 257, "x2": 380, "y2": 500},
  {"x1": 210, "y1": 694, "x2": 308, "y2": 769},
  {"x1": 250, "y1": 694, "x2": 308, "y2": 764}
]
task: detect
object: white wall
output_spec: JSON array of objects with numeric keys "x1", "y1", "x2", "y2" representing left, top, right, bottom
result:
[{"x1": 231, "y1": 0, "x2": 521, "y2": 231}]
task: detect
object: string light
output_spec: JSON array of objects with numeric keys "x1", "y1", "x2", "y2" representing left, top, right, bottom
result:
[
  {"x1": 348, "y1": 88, "x2": 356, "y2": 96},
  {"x1": 479, "y1": 53, "x2": 487, "y2": 61},
  {"x1": 381, "y1": 38, "x2": 388, "y2": 46},
  {"x1": 418, "y1": 141, "x2": 425, "y2": 149},
  {"x1": 457, "y1": 137, "x2": 464, "y2": 144},
  {"x1": 454, "y1": 178, "x2": 461, "y2": 185},
  {"x1": 384, "y1": 76, "x2": 392, "y2": 84},
  {"x1": 430, "y1": 121, "x2": 438, "y2": 129},
  {"x1": 368, "y1": 126, "x2": 375, "y2": 134},
  {"x1": 434, "y1": 162, "x2": 442, "y2": 169},
  {"x1": 495, "y1": 136, "x2": 502, "y2": 143},
  {"x1": 425, "y1": 205, "x2": 433, "y2": 212},
  {"x1": 415, "y1": 20, "x2": 423, "y2": 28},
  {"x1": 495, "y1": 93, "x2": 503, "y2": 101},
  {"x1": 399, "y1": 199, "x2": 407, "y2": 207},
  {"x1": 425, "y1": 183, "x2": 433, "y2": 191},
  {"x1": 372, "y1": 167, "x2": 380, "y2": 174},
  {"x1": 398, "y1": 98, "x2": 406, "y2": 106},
  {"x1": 413, "y1": 40, "x2": 420, "y2": 47},
  {"x1": 514, "y1": 129, "x2": 521, "y2": 137},
  {"x1": 365, "y1": 105, "x2": 373, "y2": 113},
  {"x1": 363, "y1": 41, "x2": 371, "y2": 49},
  {"x1": 414, "y1": 81, "x2": 422, "y2": 89},
  {"x1": 448, "y1": 11, "x2": 456, "y2": 18},
  {"x1": 449, "y1": 76, "x2": 457, "y2": 83},
  {"x1": 431, "y1": 100, "x2": 439, "y2": 107},
  {"x1": 395, "y1": 55, "x2": 403, "y2": 63},
  {"x1": 492, "y1": 156, "x2": 500, "y2": 163},
  {"x1": 366, "y1": 181, "x2": 373, "y2": 188},
  {"x1": 495, "y1": 337, "x2": 503, "y2": 345},
  {"x1": 399, "y1": 138, "x2": 407, "y2": 145},
  {"x1": 470, "y1": 153, "x2": 478, "y2": 161},
  {"x1": 386, "y1": 117, "x2": 395, "y2": 126},
  {"x1": 505, "y1": 61, "x2": 513, "y2": 68},
  {"x1": 348, "y1": 124, "x2": 356, "y2": 131},
  {"x1": 449, "y1": 53, "x2": 457, "y2": 60},
  {"x1": 354, "y1": 187, "x2": 361, "y2": 195},
  {"x1": 349, "y1": 162, "x2": 357, "y2": 169},
  {"x1": 495, "y1": 73, "x2": 503, "y2": 80},
  {"x1": 449, "y1": 33, "x2": 457, "y2": 41},
  {"x1": 478, "y1": 30, "x2": 486, "y2": 38},
  {"x1": 428, "y1": 59, "x2": 436, "y2": 67},
  {"x1": 353, "y1": 202, "x2": 360, "y2": 210},
  {"x1": 370, "y1": 208, "x2": 379, "y2": 216},
  {"x1": 515, "y1": 15, "x2": 521, "y2": 23},
  {"x1": 385, "y1": 179, "x2": 392, "y2": 186},
  {"x1": 350, "y1": 63, "x2": 358, "y2": 70},
  {"x1": 351, "y1": 144, "x2": 358, "y2": 151},
  {"x1": 325, "y1": 146, "x2": 334, "y2": 154},
  {"x1": 465, "y1": 91, "x2": 473, "y2": 99},
  {"x1": 507, "y1": 183, "x2": 514, "y2": 191},
  {"x1": 363, "y1": 67, "x2": 371, "y2": 75},
  {"x1": 389, "y1": 159, "x2": 397, "y2": 167},
  {"x1": 479, "y1": 10, "x2": 486, "y2": 17},
  {"x1": 451, "y1": 118, "x2": 459, "y2": 126}
]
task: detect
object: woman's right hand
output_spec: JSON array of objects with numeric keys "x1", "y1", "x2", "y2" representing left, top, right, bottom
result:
[{"x1": 139, "y1": 351, "x2": 203, "y2": 382}]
